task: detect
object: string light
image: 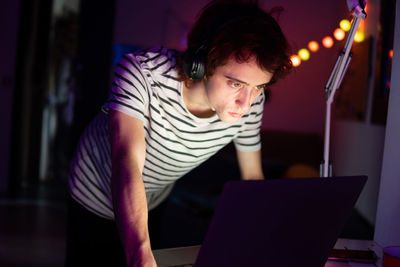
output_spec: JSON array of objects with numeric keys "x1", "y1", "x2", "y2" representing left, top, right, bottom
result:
[
  {"x1": 293, "y1": 15, "x2": 366, "y2": 67},
  {"x1": 290, "y1": 55, "x2": 301, "y2": 67},
  {"x1": 298, "y1": 49, "x2": 310, "y2": 61},
  {"x1": 354, "y1": 31, "x2": 365, "y2": 42},
  {"x1": 322, "y1": 36, "x2": 334, "y2": 48},
  {"x1": 358, "y1": 19, "x2": 365, "y2": 33},
  {"x1": 334, "y1": 28, "x2": 345, "y2": 41},
  {"x1": 389, "y1": 49, "x2": 393, "y2": 59},
  {"x1": 340, "y1": 19, "x2": 351, "y2": 32},
  {"x1": 308, "y1": 41, "x2": 319, "y2": 52}
]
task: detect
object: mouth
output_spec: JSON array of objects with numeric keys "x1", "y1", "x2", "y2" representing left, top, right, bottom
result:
[{"x1": 228, "y1": 112, "x2": 243, "y2": 118}]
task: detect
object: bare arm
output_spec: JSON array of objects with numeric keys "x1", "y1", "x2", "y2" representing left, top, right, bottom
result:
[
  {"x1": 236, "y1": 149, "x2": 264, "y2": 180},
  {"x1": 109, "y1": 109, "x2": 156, "y2": 267}
]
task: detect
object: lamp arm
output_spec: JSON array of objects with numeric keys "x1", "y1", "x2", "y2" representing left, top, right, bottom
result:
[{"x1": 321, "y1": 10, "x2": 366, "y2": 177}]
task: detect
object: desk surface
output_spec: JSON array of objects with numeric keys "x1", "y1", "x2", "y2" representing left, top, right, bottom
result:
[{"x1": 153, "y1": 238, "x2": 383, "y2": 267}]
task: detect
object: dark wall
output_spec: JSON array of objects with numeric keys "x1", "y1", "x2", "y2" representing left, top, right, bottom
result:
[
  {"x1": 9, "y1": 0, "x2": 53, "y2": 195},
  {"x1": 0, "y1": 0, "x2": 20, "y2": 196},
  {"x1": 71, "y1": 0, "x2": 116, "y2": 149},
  {"x1": 7, "y1": 0, "x2": 116, "y2": 195}
]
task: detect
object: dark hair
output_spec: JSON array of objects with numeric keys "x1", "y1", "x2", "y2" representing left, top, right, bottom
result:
[{"x1": 177, "y1": 0, "x2": 292, "y2": 85}]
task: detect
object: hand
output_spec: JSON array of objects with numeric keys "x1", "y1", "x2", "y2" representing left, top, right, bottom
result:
[{"x1": 128, "y1": 243, "x2": 157, "y2": 267}]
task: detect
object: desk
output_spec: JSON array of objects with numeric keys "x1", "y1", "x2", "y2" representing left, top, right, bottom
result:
[
  {"x1": 327, "y1": 239, "x2": 382, "y2": 267},
  {"x1": 153, "y1": 238, "x2": 383, "y2": 267}
]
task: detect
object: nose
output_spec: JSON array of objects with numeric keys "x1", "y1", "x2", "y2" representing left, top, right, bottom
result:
[{"x1": 235, "y1": 88, "x2": 252, "y2": 111}]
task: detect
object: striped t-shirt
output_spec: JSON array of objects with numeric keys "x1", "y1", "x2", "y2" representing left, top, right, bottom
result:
[{"x1": 68, "y1": 46, "x2": 265, "y2": 219}]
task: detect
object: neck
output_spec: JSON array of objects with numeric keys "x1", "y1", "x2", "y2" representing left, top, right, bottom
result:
[{"x1": 182, "y1": 80, "x2": 215, "y2": 118}]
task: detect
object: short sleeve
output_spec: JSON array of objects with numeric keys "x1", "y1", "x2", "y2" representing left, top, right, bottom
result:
[
  {"x1": 102, "y1": 54, "x2": 149, "y2": 122},
  {"x1": 233, "y1": 92, "x2": 265, "y2": 152}
]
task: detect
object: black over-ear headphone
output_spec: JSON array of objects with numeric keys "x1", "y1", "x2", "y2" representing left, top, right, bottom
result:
[
  {"x1": 182, "y1": 44, "x2": 207, "y2": 81},
  {"x1": 182, "y1": 15, "x2": 253, "y2": 81}
]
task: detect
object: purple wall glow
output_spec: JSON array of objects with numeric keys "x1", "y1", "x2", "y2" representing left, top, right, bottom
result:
[{"x1": 259, "y1": 0, "x2": 348, "y2": 134}]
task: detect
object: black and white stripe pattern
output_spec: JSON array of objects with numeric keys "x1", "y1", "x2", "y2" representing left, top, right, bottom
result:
[{"x1": 68, "y1": 46, "x2": 265, "y2": 219}]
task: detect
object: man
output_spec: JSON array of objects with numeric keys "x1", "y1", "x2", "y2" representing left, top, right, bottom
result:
[{"x1": 66, "y1": 0, "x2": 292, "y2": 266}]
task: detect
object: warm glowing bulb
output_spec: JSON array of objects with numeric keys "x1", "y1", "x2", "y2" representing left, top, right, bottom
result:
[
  {"x1": 340, "y1": 19, "x2": 351, "y2": 32},
  {"x1": 290, "y1": 55, "x2": 301, "y2": 67},
  {"x1": 359, "y1": 20, "x2": 365, "y2": 32},
  {"x1": 298, "y1": 49, "x2": 310, "y2": 61},
  {"x1": 334, "y1": 28, "x2": 345, "y2": 41},
  {"x1": 308, "y1": 41, "x2": 319, "y2": 52},
  {"x1": 389, "y1": 49, "x2": 393, "y2": 59},
  {"x1": 322, "y1": 36, "x2": 334, "y2": 48},
  {"x1": 354, "y1": 31, "x2": 365, "y2": 42}
]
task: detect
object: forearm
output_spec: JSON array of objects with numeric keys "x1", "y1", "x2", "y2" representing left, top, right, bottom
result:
[
  {"x1": 111, "y1": 154, "x2": 153, "y2": 266},
  {"x1": 109, "y1": 110, "x2": 155, "y2": 266},
  {"x1": 236, "y1": 149, "x2": 264, "y2": 180}
]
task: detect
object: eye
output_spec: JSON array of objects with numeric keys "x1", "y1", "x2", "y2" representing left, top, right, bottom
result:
[
  {"x1": 255, "y1": 84, "x2": 267, "y2": 91},
  {"x1": 228, "y1": 81, "x2": 243, "y2": 89}
]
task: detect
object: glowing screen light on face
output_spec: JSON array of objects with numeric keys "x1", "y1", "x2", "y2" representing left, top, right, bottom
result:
[
  {"x1": 334, "y1": 28, "x2": 345, "y2": 41},
  {"x1": 340, "y1": 19, "x2": 351, "y2": 32},
  {"x1": 290, "y1": 55, "x2": 301, "y2": 67},
  {"x1": 354, "y1": 31, "x2": 364, "y2": 42},
  {"x1": 322, "y1": 36, "x2": 334, "y2": 48},
  {"x1": 308, "y1": 41, "x2": 319, "y2": 52},
  {"x1": 298, "y1": 49, "x2": 310, "y2": 61}
]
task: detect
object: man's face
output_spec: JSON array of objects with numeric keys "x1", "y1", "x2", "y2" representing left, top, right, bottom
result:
[{"x1": 205, "y1": 56, "x2": 273, "y2": 123}]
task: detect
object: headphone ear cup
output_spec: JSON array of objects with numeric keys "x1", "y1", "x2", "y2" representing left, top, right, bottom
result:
[{"x1": 182, "y1": 49, "x2": 206, "y2": 81}]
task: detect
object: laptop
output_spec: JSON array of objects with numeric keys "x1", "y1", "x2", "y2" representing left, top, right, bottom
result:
[{"x1": 155, "y1": 176, "x2": 367, "y2": 267}]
